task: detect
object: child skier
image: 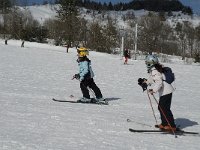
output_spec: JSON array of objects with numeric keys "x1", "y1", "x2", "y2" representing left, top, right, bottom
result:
[
  {"x1": 73, "y1": 47, "x2": 104, "y2": 103},
  {"x1": 141, "y1": 54, "x2": 176, "y2": 131}
]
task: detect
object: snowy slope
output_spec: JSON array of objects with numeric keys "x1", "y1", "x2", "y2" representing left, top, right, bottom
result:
[
  {"x1": 19, "y1": 5, "x2": 58, "y2": 24},
  {"x1": 0, "y1": 40, "x2": 200, "y2": 150}
]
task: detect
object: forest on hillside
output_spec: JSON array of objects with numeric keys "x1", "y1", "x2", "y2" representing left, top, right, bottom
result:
[{"x1": 55, "y1": 0, "x2": 192, "y2": 15}]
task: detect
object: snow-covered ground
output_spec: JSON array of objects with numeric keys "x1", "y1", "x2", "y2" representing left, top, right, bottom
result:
[
  {"x1": 0, "y1": 39, "x2": 200, "y2": 150},
  {"x1": 18, "y1": 5, "x2": 58, "y2": 24}
]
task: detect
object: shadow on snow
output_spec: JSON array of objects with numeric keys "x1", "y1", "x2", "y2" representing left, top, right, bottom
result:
[{"x1": 175, "y1": 118, "x2": 198, "y2": 129}]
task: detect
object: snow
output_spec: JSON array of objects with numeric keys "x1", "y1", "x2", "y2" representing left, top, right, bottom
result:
[
  {"x1": 167, "y1": 11, "x2": 200, "y2": 27},
  {"x1": 0, "y1": 39, "x2": 200, "y2": 150},
  {"x1": 19, "y1": 5, "x2": 58, "y2": 24}
]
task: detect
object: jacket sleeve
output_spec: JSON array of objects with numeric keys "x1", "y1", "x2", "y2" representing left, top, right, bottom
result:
[
  {"x1": 79, "y1": 61, "x2": 89, "y2": 81},
  {"x1": 148, "y1": 69, "x2": 163, "y2": 93}
]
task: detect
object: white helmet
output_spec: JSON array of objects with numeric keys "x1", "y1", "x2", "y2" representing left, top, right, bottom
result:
[{"x1": 145, "y1": 54, "x2": 159, "y2": 69}]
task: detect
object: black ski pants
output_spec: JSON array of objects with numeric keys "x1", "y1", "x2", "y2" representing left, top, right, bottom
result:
[
  {"x1": 158, "y1": 93, "x2": 176, "y2": 127},
  {"x1": 80, "y1": 78, "x2": 102, "y2": 99}
]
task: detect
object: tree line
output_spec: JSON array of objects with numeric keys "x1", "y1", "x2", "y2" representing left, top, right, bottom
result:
[{"x1": 54, "y1": 0, "x2": 192, "y2": 15}]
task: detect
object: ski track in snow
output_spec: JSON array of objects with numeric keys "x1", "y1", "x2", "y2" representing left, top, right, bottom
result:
[{"x1": 0, "y1": 39, "x2": 200, "y2": 150}]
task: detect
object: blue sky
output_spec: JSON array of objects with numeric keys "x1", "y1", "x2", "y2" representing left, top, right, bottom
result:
[
  {"x1": 19, "y1": 0, "x2": 200, "y2": 14},
  {"x1": 180, "y1": 0, "x2": 200, "y2": 14}
]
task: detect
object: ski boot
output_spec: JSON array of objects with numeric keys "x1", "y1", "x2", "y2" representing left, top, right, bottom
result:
[{"x1": 77, "y1": 97, "x2": 91, "y2": 103}]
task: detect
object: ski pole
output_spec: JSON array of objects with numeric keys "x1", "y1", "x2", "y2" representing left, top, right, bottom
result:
[
  {"x1": 87, "y1": 86, "x2": 96, "y2": 98},
  {"x1": 152, "y1": 94, "x2": 177, "y2": 138},
  {"x1": 147, "y1": 90, "x2": 158, "y2": 125}
]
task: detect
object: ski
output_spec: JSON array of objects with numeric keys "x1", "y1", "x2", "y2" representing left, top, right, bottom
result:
[
  {"x1": 52, "y1": 98, "x2": 109, "y2": 105},
  {"x1": 129, "y1": 128, "x2": 199, "y2": 135}
]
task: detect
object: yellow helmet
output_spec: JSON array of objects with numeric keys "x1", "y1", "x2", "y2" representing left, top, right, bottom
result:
[{"x1": 77, "y1": 47, "x2": 89, "y2": 57}]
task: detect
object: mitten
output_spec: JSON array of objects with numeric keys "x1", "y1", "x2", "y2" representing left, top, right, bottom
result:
[
  {"x1": 74, "y1": 74, "x2": 80, "y2": 80},
  {"x1": 138, "y1": 78, "x2": 148, "y2": 91},
  {"x1": 138, "y1": 78, "x2": 147, "y2": 85}
]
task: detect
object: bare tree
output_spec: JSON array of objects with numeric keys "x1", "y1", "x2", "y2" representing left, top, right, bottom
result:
[
  {"x1": 184, "y1": 22, "x2": 195, "y2": 57},
  {"x1": 175, "y1": 22, "x2": 187, "y2": 59},
  {"x1": 174, "y1": 21, "x2": 197, "y2": 59},
  {"x1": 87, "y1": 21, "x2": 104, "y2": 51},
  {"x1": 138, "y1": 13, "x2": 163, "y2": 53},
  {"x1": 195, "y1": 25, "x2": 200, "y2": 54}
]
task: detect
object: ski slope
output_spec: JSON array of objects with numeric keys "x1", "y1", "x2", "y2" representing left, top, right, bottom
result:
[{"x1": 0, "y1": 40, "x2": 200, "y2": 150}]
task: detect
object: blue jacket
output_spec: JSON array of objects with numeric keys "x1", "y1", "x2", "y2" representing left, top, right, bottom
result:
[{"x1": 78, "y1": 60, "x2": 94, "y2": 81}]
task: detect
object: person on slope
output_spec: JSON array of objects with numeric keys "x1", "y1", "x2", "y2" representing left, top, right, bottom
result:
[
  {"x1": 123, "y1": 48, "x2": 130, "y2": 64},
  {"x1": 73, "y1": 47, "x2": 104, "y2": 103},
  {"x1": 141, "y1": 54, "x2": 176, "y2": 131}
]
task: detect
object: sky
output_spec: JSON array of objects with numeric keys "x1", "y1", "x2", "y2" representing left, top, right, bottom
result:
[
  {"x1": 180, "y1": 0, "x2": 200, "y2": 14},
  {"x1": 18, "y1": 0, "x2": 200, "y2": 14}
]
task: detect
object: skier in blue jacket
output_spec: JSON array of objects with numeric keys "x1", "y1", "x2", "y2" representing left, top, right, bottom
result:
[{"x1": 73, "y1": 47, "x2": 104, "y2": 103}]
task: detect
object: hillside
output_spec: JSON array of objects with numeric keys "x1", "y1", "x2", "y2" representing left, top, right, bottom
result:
[{"x1": 20, "y1": 4, "x2": 200, "y2": 28}]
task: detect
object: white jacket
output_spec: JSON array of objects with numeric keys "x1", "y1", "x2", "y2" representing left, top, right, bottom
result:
[{"x1": 147, "y1": 67, "x2": 174, "y2": 97}]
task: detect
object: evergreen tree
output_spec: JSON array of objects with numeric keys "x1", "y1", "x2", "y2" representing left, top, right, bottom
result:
[
  {"x1": 0, "y1": 0, "x2": 12, "y2": 13},
  {"x1": 108, "y1": 2, "x2": 113, "y2": 10},
  {"x1": 57, "y1": 0, "x2": 80, "y2": 45},
  {"x1": 57, "y1": 0, "x2": 78, "y2": 19}
]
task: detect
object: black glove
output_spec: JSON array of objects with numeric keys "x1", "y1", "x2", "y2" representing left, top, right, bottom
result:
[
  {"x1": 138, "y1": 78, "x2": 147, "y2": 85},
  {"x1": 73, "y1": 74, "x2": 80, "y2": 80},
  {"x1": 138, "y1": 78, "x2": 148, "y2": 91},
  {"x1": 138, "y1": 78, "x2": 144, "y2": 85}
]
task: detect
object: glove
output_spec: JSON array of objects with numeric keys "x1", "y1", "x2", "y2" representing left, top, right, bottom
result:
[
  {"x1": 138, "y1": 78, "x2": 148, "y2": 91},
  {"x1": 73, "y1": 74, "x2": 80, "y2": 80},
  {"x1": 138, "y1": 78, "x2": 147, "y2": 85},
  {"x1": 138, "y1": 78, "x2": 144, "y2": 86},
  {"x1": 148, "y1": 89, "x2": 154, "y2": 95}
]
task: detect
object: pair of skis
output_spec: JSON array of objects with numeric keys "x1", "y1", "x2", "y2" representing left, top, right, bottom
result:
[
  {"x1": 52, "y1": 96, "x2": 109, "y2": 105},
  {"x1": 127, "y1": 119, "x2": 199, "y2": 136},
  {"x1": 129, "y1": 128, "x2": 199, "y2": 136},
  {"x1": 127, "y1": 119, "x2": 199, "y2": 137}
]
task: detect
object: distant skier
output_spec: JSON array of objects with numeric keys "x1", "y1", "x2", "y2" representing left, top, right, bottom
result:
[
  {"x1": 21, "y1": 40, "x2": 25, "y2": 47},
  {"x1": 66, "y1": 43, "x2": 70, "y2": 53},
  {"x1": 73, "y1": 47, "x2": 104, "y2": 103},
  {"x1": 5, "y1": 39, "x2": 8, "y2": 45},
  {"x1": 140, "y1": 54, "x2": 177, "y2": 131},
  {"x1": 123, "y1": 48, "x2": 130, "y2": 64}
]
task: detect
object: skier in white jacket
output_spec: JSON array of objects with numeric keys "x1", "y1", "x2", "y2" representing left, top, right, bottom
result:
[{"x1": 145, "y1": 54, "x2": 176, "y2": 131}]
